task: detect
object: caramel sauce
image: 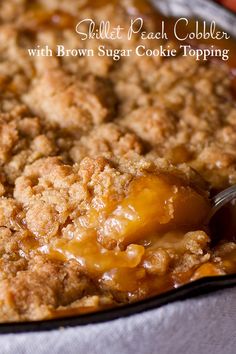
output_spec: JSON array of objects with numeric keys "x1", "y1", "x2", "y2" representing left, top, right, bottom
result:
[
  {"x1": 42, "y1": 174, "x2": 211, "y2": 297},
  {"x1": 20, "y1": 0, "x2": 236, "y2": 316},
  {"x1": 51, "y1": 237, "x2": 145, "y2": 273},
  {"x1": 99, "y1": 175, "x2": 210, "y2": 246}
]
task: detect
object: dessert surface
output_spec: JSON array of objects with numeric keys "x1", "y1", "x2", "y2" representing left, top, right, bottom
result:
[{"x1": 0, "y1": 0, "x2": 236, "y2": 322}]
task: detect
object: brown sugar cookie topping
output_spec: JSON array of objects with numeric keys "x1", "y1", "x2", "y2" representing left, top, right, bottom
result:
[{"x1": 0, "y1": 0, "x2": 236, "y2": 322}]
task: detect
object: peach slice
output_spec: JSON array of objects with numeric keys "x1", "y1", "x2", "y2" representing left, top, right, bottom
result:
[{"x1": 99, "y1": 175, "x2": 211, "y2": 246}]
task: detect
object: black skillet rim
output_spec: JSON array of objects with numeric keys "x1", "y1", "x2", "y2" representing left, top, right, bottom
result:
[{"x1": 0, "y1": 274, "x2": 235, "y2": 334}]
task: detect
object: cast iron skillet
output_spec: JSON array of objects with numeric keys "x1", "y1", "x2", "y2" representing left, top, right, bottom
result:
[
  {"x1": 1, "y1": 0, "x2": 236, "y2": 334},
  {"x1": 0, "y1": 274, "x2": 235, "y2": 334}
]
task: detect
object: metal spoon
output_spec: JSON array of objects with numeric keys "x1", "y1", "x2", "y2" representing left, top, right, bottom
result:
[
  {"x1": 207, "y1": 185, "x2": 236, "y2": 223},
  {"x1": 206, "y1": 185, "x2": 236, "y2": 246}
]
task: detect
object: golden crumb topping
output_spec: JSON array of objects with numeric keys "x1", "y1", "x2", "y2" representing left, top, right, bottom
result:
[{"x1": 0, "y1": 0, "x2": 235, "y2": 322}]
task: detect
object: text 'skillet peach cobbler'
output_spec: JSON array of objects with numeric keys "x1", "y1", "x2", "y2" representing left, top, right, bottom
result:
[{"x1": 0, "y1": 0, "x2": 236, "y2": 322}]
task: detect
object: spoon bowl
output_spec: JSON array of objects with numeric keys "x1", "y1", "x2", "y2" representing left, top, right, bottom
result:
[{"x1": 208, "y1": 185, "x2": 236, "y2": 245}]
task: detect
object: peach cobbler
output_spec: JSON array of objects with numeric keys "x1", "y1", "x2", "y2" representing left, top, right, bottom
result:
[{"x1": 0, "y1": 0, "x2": 236, "y2": 322}]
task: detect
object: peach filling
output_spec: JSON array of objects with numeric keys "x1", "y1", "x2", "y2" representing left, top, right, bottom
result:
[
  {"x1": 43, "y1": 174, "x2": 211, "y2": 282},
  {"x1": 51, "y1": 237, "x2": 145, "y2": 273},
  {"x1": 99, "y1": 175, "x2": 210, "y2": 246}
]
